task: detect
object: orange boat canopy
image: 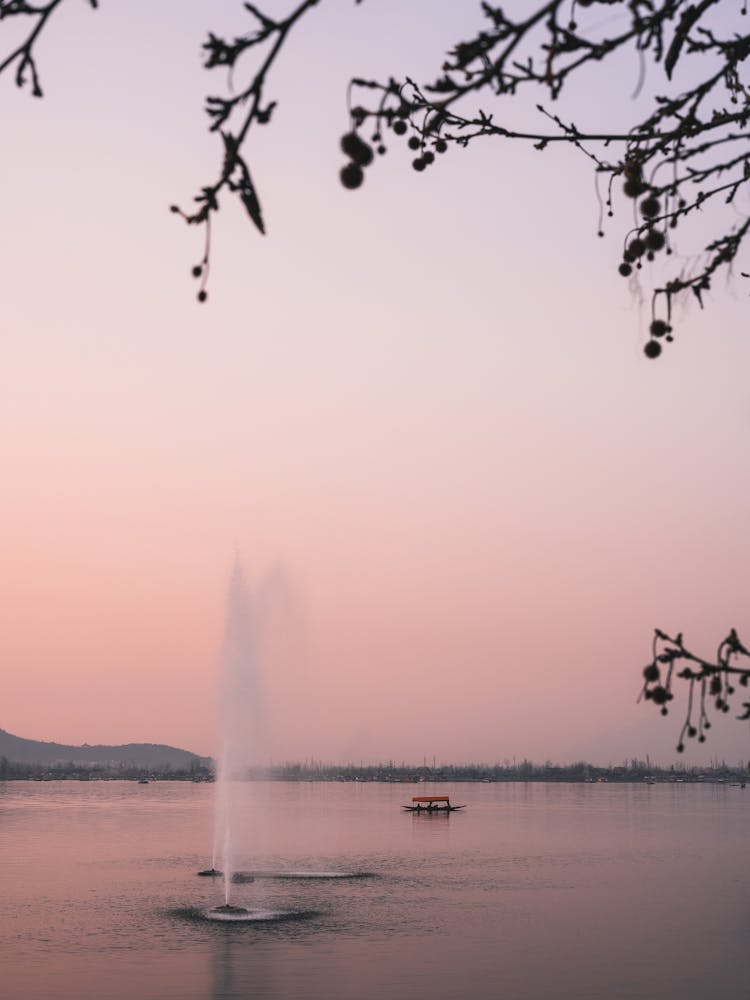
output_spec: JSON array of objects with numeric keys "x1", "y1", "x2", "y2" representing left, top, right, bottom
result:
[{"x1": 411, "y1": 796, "x2": 450, "y2": 803}]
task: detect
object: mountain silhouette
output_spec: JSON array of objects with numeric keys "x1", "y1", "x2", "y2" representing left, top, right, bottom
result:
[{"x1": 0, "y1": 728, "x2": 205, "y2": 768}]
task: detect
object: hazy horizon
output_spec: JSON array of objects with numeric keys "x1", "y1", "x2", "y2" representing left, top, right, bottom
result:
[{"x1": 5, "y1": 717, "x2": 748, "y2": 772}]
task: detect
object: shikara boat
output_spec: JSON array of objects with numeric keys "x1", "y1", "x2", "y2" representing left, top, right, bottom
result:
[{"x1": 402, "y1": 795, "x2": 465, "y2": 813}]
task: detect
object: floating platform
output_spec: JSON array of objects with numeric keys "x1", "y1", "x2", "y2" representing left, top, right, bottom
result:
[
  {"x1": 232, "y1": 870, "x2": 374, "y2": 880},
  {"x1": 230, "y1": 872, "x2": 255, "y2": 883},
  {"x1": 204, "y1": 905, "x2": 289, "y2": 923}
]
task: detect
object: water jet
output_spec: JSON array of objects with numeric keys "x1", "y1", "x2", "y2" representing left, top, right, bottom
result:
[{"x1": 203, "y1": 560, "x2": 270, "y2": 910}]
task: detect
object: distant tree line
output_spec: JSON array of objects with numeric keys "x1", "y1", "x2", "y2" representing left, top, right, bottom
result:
[
  {"x1": 0, "y1": 756, "x2": 214, "y2": 782},
  {"x1": 248, "y1": 758, "x2": 749, "y2": 783},
  {"x1": 3, "y1": 756, "x2": 748, "y2": 783}
]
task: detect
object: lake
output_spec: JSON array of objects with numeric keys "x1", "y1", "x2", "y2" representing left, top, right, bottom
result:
[{"x1": 1, "y1": 780, "x2": 748, "y2": 999}]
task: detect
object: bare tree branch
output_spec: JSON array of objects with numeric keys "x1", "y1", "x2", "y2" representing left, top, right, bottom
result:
[
  {"x1": 2, "y1": 0, "x2": 749, "y2": 339},
  {"x1": 0, "y1": 0, "x2": 71, "y2": 96},
  {"x1": 170, "y1": 0, "x2": 327, "y2": 302},
  {"x1": 640, "y1": 629, "x2": 750, "y2": 751},
  {"x1": 343, "y1": 1, "x2": 750, "y2": 358}
]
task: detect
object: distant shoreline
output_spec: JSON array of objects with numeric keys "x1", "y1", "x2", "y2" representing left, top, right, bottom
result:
[{"x1": 1, "y1": 759, "x2": 747, "y2": 784}]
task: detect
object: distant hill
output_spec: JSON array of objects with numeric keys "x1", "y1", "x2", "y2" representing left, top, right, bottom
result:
[{"x1": 0, "y1": 728, "x2": 206, "y2": 768}]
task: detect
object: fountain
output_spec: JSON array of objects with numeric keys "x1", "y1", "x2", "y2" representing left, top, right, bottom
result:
[
  {"x1": 197, "y1": 559, "x2": 367, "y2": 921},
  {"x1": 201, "y1": 560, "x2": 292, "y2": 922}
]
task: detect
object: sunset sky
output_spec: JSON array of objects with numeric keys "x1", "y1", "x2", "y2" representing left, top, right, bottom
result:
[{"x1": 3, "y1": 1, "x2": 750, "y2": 767}]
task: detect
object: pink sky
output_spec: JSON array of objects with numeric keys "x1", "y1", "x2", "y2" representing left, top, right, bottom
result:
[{"x1": 2, "y1": 1, "x2": 750, "y2": 766}]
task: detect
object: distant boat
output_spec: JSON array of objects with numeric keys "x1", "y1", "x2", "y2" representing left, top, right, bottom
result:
[{"x1": 402, "y1": 795, "x2": 465, "y2": 813}]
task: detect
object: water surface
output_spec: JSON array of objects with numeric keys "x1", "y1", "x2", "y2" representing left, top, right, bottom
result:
[{"x1": 1, "y1": 780, "x2": 748, "y2": 999}]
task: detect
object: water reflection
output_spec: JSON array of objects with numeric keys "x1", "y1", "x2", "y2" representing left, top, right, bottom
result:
[
  {"x1": 211, "y1": 934, "x2": 274, "y2": 1000},
  {"x1": 408, "y1": 803, "x2": 461, "y2": 851}
]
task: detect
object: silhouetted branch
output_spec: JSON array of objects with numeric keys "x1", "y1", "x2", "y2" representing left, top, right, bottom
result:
[
  {"x1": 640, "y1": 629, "x2": 750, "y2": 751},
  {"x1": 344, "y1": 0, "x2": 750, "y2": 358},
  {"x1": 0, "y1": 0, "x2": 77, "y2": 96},
  {"x1": 170, "y1": 0, "x2": 332, "y2": 302},
  {"x1": 2, "y1": 0, "x2": 749, "y2": 335}
]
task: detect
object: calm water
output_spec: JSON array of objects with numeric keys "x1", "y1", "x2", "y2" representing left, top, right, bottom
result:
[{"x1": 1, "y1": 780, "x2": 748, "y2": 1000}]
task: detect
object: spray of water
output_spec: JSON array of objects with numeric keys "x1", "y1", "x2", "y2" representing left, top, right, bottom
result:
[{"x1": 212, "y1": 559, "x2": 264, "y2": 906}]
